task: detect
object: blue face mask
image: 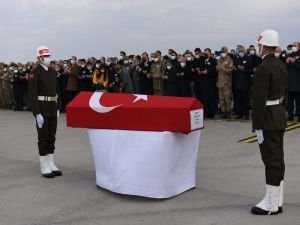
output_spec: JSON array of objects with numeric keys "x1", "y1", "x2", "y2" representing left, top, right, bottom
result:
[{"x1": 239, "y1": 52, "x2": 245, "y2": 58}]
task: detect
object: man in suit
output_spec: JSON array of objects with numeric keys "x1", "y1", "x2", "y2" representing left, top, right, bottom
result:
[
  {"x1": 29, "y1": 46, "x2": 62, "y2": 178},
  {"x1": 251, "y1": 30, "x2": 288, "y2": 215}
]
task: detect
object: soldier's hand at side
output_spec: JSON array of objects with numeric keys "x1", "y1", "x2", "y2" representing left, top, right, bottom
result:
[
  {"x1": 255, "y1": 130, "x2": 264, "y2": 144},
  {"x1": 36, "y1": 114, "x2": 44, "y2": 128}
]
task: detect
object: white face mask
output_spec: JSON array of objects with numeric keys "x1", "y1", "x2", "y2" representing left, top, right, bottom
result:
[
  {"x1": 167, "y1": 65, "x2": 172, "y2": 70},
  {"x1": 171, "y1": 55, "x2": 176, "y2": 60},
  {"x1": 43, "y1": 57, "x2": 51, "y2": 66},
  {"x1": 154, "y1": 58, "x2": 159, "y2": 62},
  {"x1": 215, "y1": 56, "x2": 220, "y2": 60},
  {"x1": 3, "y1": 68, "x2": 7, "y2": 72},
  {"x1": 14, "y1": 69, "x2": 18, "y2": 73},
  {"x1": 120, "y1": 56, "x2": 124, "y2": 60},
  {"x1": 124, "y1": 60, "x2": 129, "y2": 64},
  {"x1": 186, "y1": 56, "x2": 192, "y2": 61},
  {"x1": 96, "y1": 64, "x2": 100, "y2": 68},
  {"x1": 292, "y1": 47, "x2": 298, "y2": 53},
  {"x1": 274, "y1": 53, "x2": 280, "y2": 58},
  {"x1": 287, "y1": 50, "x2": 292, "y2": 55},
  {"x1": 221, "y1": 53, "x2": 227, "y2": 58},
  {"x1": 195, "y1": 54, "x2": 200, "y2": 59},
  {"x1": 180, "y1": 63, "x2": 185, "y2": 67},
  {"x1": 250, "y1": 50, "x2": 255, "y2": 55}
]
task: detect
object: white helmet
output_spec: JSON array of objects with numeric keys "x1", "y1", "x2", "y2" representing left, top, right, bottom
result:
[
  {"x1": 36, "y1": 45, "x2": 51, "y2": 57},
  {"x1": 256, "y1": 29, "x2": 279, "y2": 47}
]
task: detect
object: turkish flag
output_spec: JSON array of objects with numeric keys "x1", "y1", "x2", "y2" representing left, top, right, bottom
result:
[{"x1": 66, "y1": 92, "x2": 203, "y2": 133}]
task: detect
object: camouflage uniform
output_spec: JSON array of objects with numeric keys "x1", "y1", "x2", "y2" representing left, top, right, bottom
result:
[
  {"x1": 216, "y1": 56, "x2": 234, "y2": 114},
  {"x1": 2, "y1": 69, "x2": 14, "y2": 108},
  {"x1": 149, "y1": 54, "x2": 166, "y2": 96}
]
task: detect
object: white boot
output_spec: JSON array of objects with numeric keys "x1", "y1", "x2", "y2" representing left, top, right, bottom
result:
[
  {"x1": 39, "y1": 156, "x2": 55, "y2": 178},
  {"x1": 278, "y1": 180, "x2": 284, "y2": 213},
  {"x1": 47, "y1": 154, "x2": 62, "y2": 176},
  {"x1": 251, "y1": 184, "x2": 280, "y2": 215}
]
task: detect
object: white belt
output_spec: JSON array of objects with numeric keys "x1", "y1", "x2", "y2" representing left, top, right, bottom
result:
[
  {"x1": 266, "y1": 99, "x2": 280, "y2": 106},
  {"x1": 38, "y1": 95, "x2": 58, "y2": 102}
]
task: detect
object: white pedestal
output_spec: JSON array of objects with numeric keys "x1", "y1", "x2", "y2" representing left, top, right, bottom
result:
[{"x1": 88, "y1": 129, "x2": 201, "y2": 198}]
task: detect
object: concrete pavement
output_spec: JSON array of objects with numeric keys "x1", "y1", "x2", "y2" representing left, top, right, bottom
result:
[{"x1": 0, "y1": 109, "x2": 299, "y2": 225}]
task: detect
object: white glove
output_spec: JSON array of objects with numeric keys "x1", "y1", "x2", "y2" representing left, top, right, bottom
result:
[
  {"x1": 57, "y1": 110, "x2": 60, "y2": 119},
  {"x1": 255, "y1": 129, "x2": 264, "y2": 144},
  {"x1": 36, "y1": 114, "x2": 44, "y2": 128}
]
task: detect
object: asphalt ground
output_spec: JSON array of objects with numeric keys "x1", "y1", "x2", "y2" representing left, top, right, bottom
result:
[{"x1": 0, "y1": 109, "x2": 299, "y2": 225}]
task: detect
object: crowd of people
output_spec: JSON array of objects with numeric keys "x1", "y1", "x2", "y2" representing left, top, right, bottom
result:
[{"x1": 0, "y1": 42, "x2": 299, "y2": 121}]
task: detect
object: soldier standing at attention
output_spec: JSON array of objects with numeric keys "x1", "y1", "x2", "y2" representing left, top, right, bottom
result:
[
  {"x1": 216, "y1": 46, "x2": 235, "y2": 119},
  {"x1": 29, "y1": 45, "x2": 62, "y2": 179},
  {"x1": 251, "y1": 30, "x2": 288, "y2": 215},
  {"x1": 150, "y1": 52, "x2": 166, "y2": 96}
]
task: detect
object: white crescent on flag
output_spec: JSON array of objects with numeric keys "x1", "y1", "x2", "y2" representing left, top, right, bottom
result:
[{"x1": 89, "y1": 92, "x2": 148, "y2": 113}]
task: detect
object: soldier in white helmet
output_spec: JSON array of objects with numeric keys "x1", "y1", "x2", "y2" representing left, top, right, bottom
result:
[
  {"x1": 28, "y1": 45, "x2": 62, "y2": 178},
  {"x1": 251, "y1": 30, "x2": 288, "y2": 215}
]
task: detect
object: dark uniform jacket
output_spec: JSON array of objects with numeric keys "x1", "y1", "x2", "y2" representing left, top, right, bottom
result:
[
  {"x1": 29, "y1": 64, "x2": 59, "y2": 117},
  {"x1": 252, "y1": 54, "x2": 288, "y2": 131},
  {"x1": 287, "y1": 51, "x2": 300, "y2": 92}
]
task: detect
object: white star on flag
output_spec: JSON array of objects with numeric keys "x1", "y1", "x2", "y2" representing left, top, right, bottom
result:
[{"x1": 133, "y1": 94, "x2": 148, "y2": 103}]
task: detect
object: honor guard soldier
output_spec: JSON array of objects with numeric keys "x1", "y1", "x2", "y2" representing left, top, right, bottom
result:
[
  {"x1": 251, "y1": 30, "x2": 288, "y2": 215},
  {"x1": 29, "y1": 45, "x2": 62, "y2": 178}
]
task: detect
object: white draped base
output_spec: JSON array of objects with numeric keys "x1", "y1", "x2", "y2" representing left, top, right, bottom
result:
[{"x1": 88, "y1": 129, "x2": 201, "y2": 198}]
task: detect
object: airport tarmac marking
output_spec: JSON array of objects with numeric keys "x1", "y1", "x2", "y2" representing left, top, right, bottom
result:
[{"x1": 239, "y1": 122, "x2": 300, "y2": 143}]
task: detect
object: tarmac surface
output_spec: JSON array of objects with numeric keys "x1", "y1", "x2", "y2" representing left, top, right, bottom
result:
[{"x1": 0, "y1": 109, "x2": 299, "y2": 225}]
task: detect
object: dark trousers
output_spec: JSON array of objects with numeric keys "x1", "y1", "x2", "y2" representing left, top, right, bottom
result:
[
  {"x1": 288, "y1": 91, "x2": 300, "y2": 118},
  {"x1": 14, "y1": 96, "x2": 23, "y2": 111},
  {"x1": 37, "y1": 116, "x2": 57, "y2": 156},
  {"x1": 202, "y1": 98, "x2": 217, "y2": 118},
  {"x1": 235, "y1": 90, "x2": 250, "y2": 117},
  {"x1": 259, "y1": 130, "x2": 285, "y2": 186}
]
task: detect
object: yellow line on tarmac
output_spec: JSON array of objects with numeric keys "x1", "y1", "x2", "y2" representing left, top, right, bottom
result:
[{"x1": 239, "y1": 122, "x2": 300, "y2": 143}]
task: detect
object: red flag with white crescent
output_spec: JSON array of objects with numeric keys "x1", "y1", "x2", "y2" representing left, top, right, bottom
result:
[{"x1": 66, "y1": 92, "x2": 203, "y2": 133}]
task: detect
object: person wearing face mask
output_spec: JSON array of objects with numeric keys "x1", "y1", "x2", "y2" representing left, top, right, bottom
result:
[
  {"x1": 163, "y1": 59, "x2": 178, "y2": 96},
  {"x1": 286, "y1": 44, "x2": 293, "y2": 56},
  {"x1": 286, "y1": 42, "x2": 300, "y2": 122},
  {"x1": 28, "y1": 45, "x2": 62, "y2": 179},
  {"x1": 193, "y1": 48, "x2": 205, "y2": 101},
  {"x1": 12, "y1": 65, "x2": 24, "y2": 111},
  {"x1": 248, "y1": 45, "x2": 262, "y2": 74},
  {"x1": 233, "y1": 45, "x2": 253, "y2": 120},
  {"x1": 216, "y1": 47, "x2": 235, "y2": 119},
  {"x1": 140, "y1": 52, "x2": 153, "y2": 95},
  {"x1": 198, "y1": 48, "x2": 218, "y2": 118},
  {"x1": 176, "y1": 56, "x2": 193, "y2": 97},
  {"x1": 92, "y1": 64, "x2": 109, "y2": 91},
  {"x1": 130, "y1": 55, "x2": 142, "y2": 94},
  {"x1": 118, "y1": 51, "x2": 127, "y2": 65},
  {"x1": 65, "y1": 56, "x2": 79, "y2": 105},
  {"x1": 251, "y1": 29, "x2": 288, "y2": 216},
  {"x1": 114, "y1": 64, "x2": 133, "y2": 94},
  {"x1": 78, "y1": 59, "x2": 91, "y2": 92},
  {"x1": 149, "y1": 52, "x2": 166, "y2": 96},
  {"x1": 55, "y1": 63, "x2": 67, "y2": 113}
]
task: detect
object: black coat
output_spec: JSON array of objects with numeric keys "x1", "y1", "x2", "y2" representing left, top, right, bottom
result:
[
  {"x1": 164, "y1": 66, "x2": 177, "y2": 96},
  {"x1": 199, "y1": 57, "x2": 217, "y2": 100},
  {"x1": 233, "y1": 56, "x2": 252, "y2": 91},
  {"x1": 140, "y1": 61, "x2": 153, "y2": 95},
  {"x1": 287, "y1": 52, "x2": 300, "y2": 92},
  {"x1": 177, "y1": 64, "x2": 193, "y2": 97}
]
